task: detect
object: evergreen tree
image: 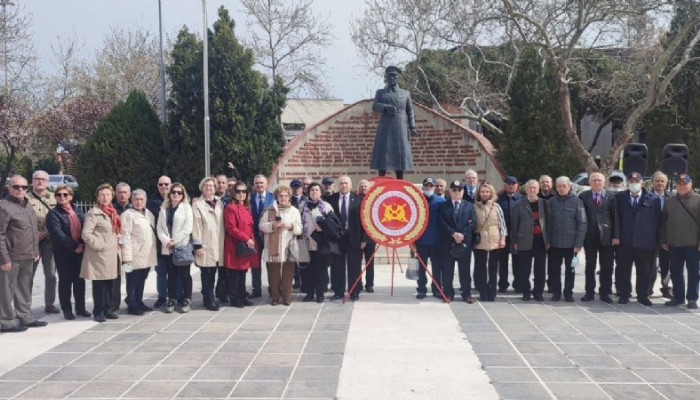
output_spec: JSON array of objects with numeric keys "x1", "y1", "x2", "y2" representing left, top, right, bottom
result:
[
  {"x1": 76, "y1": 90, "x2": 164, "y2": 199},
  {"x1": 165, "y1": 7, "x2": 287, "y2": 193},
  {"x1": 496, "y1": 48, "x2": 579, "y2": 180}
]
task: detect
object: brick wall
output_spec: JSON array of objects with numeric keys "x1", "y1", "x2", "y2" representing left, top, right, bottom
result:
[{"x1": 270, "y1": 99, "x2": 506, "y2": 187}]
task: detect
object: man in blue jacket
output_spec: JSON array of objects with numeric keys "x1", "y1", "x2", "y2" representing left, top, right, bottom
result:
[
  {"x1": 497, "y1": 176, "x2": 522, "y2": 292},
  {"x1": 414, "y1": 178, "x2": 445, "y2": 299},
  {"x1": 250, "y1": 174, "x2": 274, "y2": 298},
  {"x1": 612, "y1": 171, "x2": 661, "y2": 306}
]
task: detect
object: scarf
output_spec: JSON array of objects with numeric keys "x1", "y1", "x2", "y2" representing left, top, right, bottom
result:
[
  {"x1": 265, "y1": 203, "x2": 284, "y2": 261},
  {"x1": 99, "y1": 203, "x2": 121, "y2": 234},
  {"x1": 61, "y1": 203, "x2": 82, "y2": 242},
  {"x1": 302, "y1": 199, "x2": 326, "y2": 236}
]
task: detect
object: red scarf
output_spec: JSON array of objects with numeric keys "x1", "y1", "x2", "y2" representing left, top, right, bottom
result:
[
  {"x1": 99, "y1": 203, "x2": 121, "y2": 234},
  {"x1": 61, "y1": 203, "x2": 82, "y2": 242}
]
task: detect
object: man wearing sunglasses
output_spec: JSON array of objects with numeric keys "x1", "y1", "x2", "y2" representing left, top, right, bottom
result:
[{"x1": 0, "y1": 175, "x2": 48, "y2": 332}]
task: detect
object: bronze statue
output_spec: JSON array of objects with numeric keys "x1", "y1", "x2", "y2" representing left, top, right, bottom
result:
[{"x1": 370, "y1": 66, "x2": 417, "y2": 180}]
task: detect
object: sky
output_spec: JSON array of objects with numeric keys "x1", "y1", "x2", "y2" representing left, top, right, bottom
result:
[{"x1": 21, "y1": 0, "x2": 383, "y2": 103}]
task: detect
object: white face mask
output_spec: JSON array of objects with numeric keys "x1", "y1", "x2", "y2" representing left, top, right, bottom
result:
[
  {"x1": 423, "y1": 189, "x2": 434, "y2": 197},
  {"x1": 628, "y1": 183, "x2": 642, "y2": 194}
]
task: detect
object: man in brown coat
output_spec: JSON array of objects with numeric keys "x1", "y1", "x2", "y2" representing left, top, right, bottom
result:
[
  {"x1": 27, "y1": 170, "x2": 58, "y2": 314},
  {"x1": 0, "y1": 175, "x2": 47, "y2": 332}
]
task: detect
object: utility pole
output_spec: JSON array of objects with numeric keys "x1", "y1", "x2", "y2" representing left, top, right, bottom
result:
[
  {"x1": 158, "y1": 0, "x2": 166, "y2": 124},
  {"x1": 202, "y1": 0, "x2": 210, "y2": 177},
  {"x1": 1, "y1": 0, "x2": 14, "y2": 99}
]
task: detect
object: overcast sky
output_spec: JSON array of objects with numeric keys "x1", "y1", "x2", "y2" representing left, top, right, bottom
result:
[{"x1": 21, "y1": 0, "x2": 383, "y2": 103}]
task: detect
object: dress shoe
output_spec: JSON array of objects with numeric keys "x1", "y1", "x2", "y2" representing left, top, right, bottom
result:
[
  {"x1": 249, "y1": 291, "x2": 262, "y2": 299},
  {"x1": 365, "y1": 286, "x2": 375, "y2": 293},
  {"x1": 271, "y1": 299, "x2": 279, "y2": 306},
  {"x1": 283, "y1": 300, "x2": 291, "y2": 306},
  {"x1": 498, "y1": 287, "x2": 507, "y2": 293},
  {"x1": 665, "y1": 299, "x2": 684, "y2": 306},
  {"x1": 580, "y1": 294, "x2": 594, "y2": 302},
  {"x1": 104, "y1": 311, "x2": 119, "y2": 320},
  {"x1": 76, "y1": 310, "x2": 92, "y2": 318},
  {"x1": 242, "y1": 299, "x2": 254, "y2": 306},
  {"x1": 330, "y1": 295, "x2": 343, "y2": 301},
  {"x1": 110, "y1": 305, "x2": 120, "y2": 313},
  {"x1": 661, "y1": 288, "x2": 674, "y2": 299},
  {"x1": 127, "y1": 308, "x2": 144, "y2": 316},
  {"x1": 44, "y1": 305, "x2": 60, "y2": 314},
  {"x1": 1, "y1": 325, "x2": 27, "y2": 333},
  {"x1": 416, "y1": 293, "x2": 427, "y2": 300},
  {"x1": 533, "y1": 295, "x2": 545, "y2": 301},
  {"x1": 688, "y1": 301, "x2": 698, "y2": 309},
  {"x1": 464, "y1": 296, "x2": 476, "y2": 304},
  {"x1": 564, "y1": 295, "x2": 574, "y2": 302},
  {"x1": 205, "y1": 304, "x2": 220, "y2": 311},
  {"x1": 139, "y1": 304, "x2": 153, "y2": 312},
  {"x1": 316, "y1": 297, "x2": 324, "y2": 303},
  {"x1": 638, "y1": 298, "x2": 653, "y2": 306},
  {"x1": 522, "y1": 295, "x2": 531, "y2": 301},
  {"x1": 153, "y1": 298, "x2": 167, "y2": 309},
  {"x1": 618, "y1": 297, "x2": 629, "y2": 305},
  {"x1": 63, "y1": 311, "x2": 76, "y2": 320},
  {"x1": 24, "y1": 320, "x2": 48, "y2": 328},
  {"x1": 551, "y1": 293, "x2": 561, "y2": 302},
  {"x1": 217, "y1": 296, "x2": 230, "y2": 304},
  {"x1": 94, "y1": 313, "x2": 106, "y2": 323},
  {"x1": 600, "y1": 295, "x2": 613, "y2": 304},
  {"x1": 302, "y1": 294, "x2": 315, "y2": 302},
  {"x1": 230, "y1": 301, "x2": 244, "y2": 308}
]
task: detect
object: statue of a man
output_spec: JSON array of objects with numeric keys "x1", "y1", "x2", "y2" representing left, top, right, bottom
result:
[{"x1": 370, "y1": 65, "x2": 417, "y2": 180}]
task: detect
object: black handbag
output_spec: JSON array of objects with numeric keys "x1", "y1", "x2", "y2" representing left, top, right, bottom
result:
[
  {"x1": 472, "y1": 232, "x2": 481, "y2": 245},
  {"x1": 235, "y1": 241, "x2": 256, "y2": 257},
  {"x1": 451, "y1": 242, "x2": 470, "y2": 259}
]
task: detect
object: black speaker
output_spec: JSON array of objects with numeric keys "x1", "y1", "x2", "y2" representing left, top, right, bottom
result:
[
  {"x1": 661, "y1": 144, "x2": 689, "y2": 176},
  {"x1": 623, "y1": 143, "x2": 648, "y2": 176}
]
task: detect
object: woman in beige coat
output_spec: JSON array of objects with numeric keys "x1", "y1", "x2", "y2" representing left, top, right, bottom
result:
[
  {"x1": 259, "y1": 185, "x2": 302, "y2": 306},
  {"x1": 192, "y1": 177, "x2": 225, "y2": 311},
  {"x1": 473, "y1": 183, "x2": 507, "y2": 302},
  {"x1": 120, "y1": 189, "x2": 157, "y2": 315},
  {"x1": 80, "y1": 183, "x2": 121, "y2": 322}
]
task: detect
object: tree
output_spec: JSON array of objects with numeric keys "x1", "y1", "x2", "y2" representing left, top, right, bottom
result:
[
  {"x1": 0, "y1": 96, "x2": 34, "y2": 186},
  {"x1": 241, "y1": 0, "x2": 333, "y2": 97},
  {"x1": 496, "y1": 48, "x2": 579, "y2": 179},
  {"x1": 164, "y1": 7, "x2": 287, "y2": 194},
  {"x1": 353, "y1": 0, "x2": 700, "y2": 176},
  {"x1": 76, "y1": 90, "x2": 164, "y2": 199},
  {"x1": 0, "y1": 1, "x2": 36, "y2": 100}
]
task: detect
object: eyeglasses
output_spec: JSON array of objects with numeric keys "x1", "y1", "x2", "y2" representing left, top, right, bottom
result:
[
  {"x1": 170, "y1": 191, "x2": 183, "y2": 196},
  {"x1": 451, "y1": 188, "x2": 463, "y2": 192},
  {"x1": 11, "y1": 185, "x2": 28, "y2": 190},
  {"x1": 55, "y1": 193, "x2": 70, "y2": 198},
  {"x1": 235, "y1": 190, "x2": 247, "y2": 194},
  {"x1": 158, "y1": 183, "x2": 170, "y2": 187}
]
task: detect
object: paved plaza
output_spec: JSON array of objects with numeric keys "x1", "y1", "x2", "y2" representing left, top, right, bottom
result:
[{"x1": 1, "y1": 253, "x2": 700, "y2": 399}]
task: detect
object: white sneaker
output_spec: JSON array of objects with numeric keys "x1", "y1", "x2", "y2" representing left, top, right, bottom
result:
[
  {"x1": 164, "y1": 300, "x2": 175, "y2": 313},
  {"x1": 180, "y1": 298, "x2": 191, "y2": 313}
]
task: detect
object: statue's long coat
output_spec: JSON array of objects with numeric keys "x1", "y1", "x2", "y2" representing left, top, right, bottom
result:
[{"x1": 370, "y1": 86, "x2": 416, "y2": 171}]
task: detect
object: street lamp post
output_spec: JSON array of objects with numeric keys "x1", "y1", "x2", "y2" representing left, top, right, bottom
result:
[
  {"x1": 202, "y1": 0, "x2": 211, "y2": 177},
  {"x1": 157, "y1": 0, "x2": 166, "y2": 124}
]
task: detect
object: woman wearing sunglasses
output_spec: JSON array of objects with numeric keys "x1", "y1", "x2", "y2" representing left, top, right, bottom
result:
[
  {"x1": 80, "y1": 183, "x2": 121, "y2": 322},
  {"x1": 223, "y1": 181, "x2": 258, "y2": 307},
  {"x1": 46, "y1": 184, "x2": 90, "y2": 320},
  {"x1": 156, "y1": 183, "x2": 194, "y2": 313}
]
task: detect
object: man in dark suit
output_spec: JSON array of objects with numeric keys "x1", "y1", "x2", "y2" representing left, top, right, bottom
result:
[
  {"x1": 250, "y1": 174, "x2": 274, "y2": 298},
  {"x1": 357, "y1": 179, "x2": 376, "y2": 292},
  {"x1": 612, "y1": 171, "x2": 661, "y2": 306},
  {"x1": 650, "y1": 171, "x2": 672, "y2": 299},
  {"x1": 578, "y1": 172, "x2": 615, "y2": 303},
  {"x1": 438, "y1": 181, "x2": 477, "y2": 302},
  {"x1": 329, "y1": 175, "x2": 366, "y2": 301},
  {"x1": 496, "y1": 176, "x2": 522, "y2": 292},
  {"x1": 290, "y1": 179, "x2": 307, "y2": 208},
  {"x1": 462, "y1": 169, "x2": 479, "y2": 203}
]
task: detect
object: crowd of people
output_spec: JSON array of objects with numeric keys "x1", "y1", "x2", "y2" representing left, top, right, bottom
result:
[{"x1": 0, "y1": 166, "x2": 695, "y2": 333}]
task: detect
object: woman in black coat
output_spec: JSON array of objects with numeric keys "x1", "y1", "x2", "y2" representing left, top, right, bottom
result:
[{"x1": 46, "y1": 185, "x2": 90, "y2": 320}]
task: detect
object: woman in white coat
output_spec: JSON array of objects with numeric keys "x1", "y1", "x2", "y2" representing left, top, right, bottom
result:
[
  {"x1": 192, "y1": 177, "x2": 225, "y2": 311},
  {"x1": 157, "y1": 183, "x2": 194, "y2": 313},
  {"x1": 120, "y1": 189, "x2": 158, "y2": 315}
]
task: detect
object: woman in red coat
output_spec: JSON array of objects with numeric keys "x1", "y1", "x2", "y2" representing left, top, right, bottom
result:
[{"x1": 224, "y1": 182, "x2": 259, "y2": 307}]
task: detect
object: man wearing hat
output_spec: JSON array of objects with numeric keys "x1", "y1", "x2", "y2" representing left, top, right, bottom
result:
[
  {"x1": 660, "y1": 173, "x2": 700, "y2": 309},
  {"x1": 414, "y1": 178, "x2": 445, "y2": 299},
  {"x1": 496, "y1": 176, "x2": 522, "y2": 292},
  {"x1": 290, "y1": 179, "x2": 307, "y2": 208},
  {"x1": 321, "y1": 177, "x2": 335, "y2": 202},
  {"x1": 612, "y1": 171, "x2": 661, "y2": 306},
  {"x1": 371, "y1": 65, "x2": 417, "y2": 180},
  {"x1": 438, "y1": 180, "x2": 477, "y2": 302},
  {"x1": 578, "y1": 172, "x2": 615, "y2": 303}
]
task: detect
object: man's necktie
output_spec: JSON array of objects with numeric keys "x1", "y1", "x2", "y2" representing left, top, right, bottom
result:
[
  {"x1": 632, "y1": 196, "x2": 638, "y2": 212},
  {"x1": 258, "y1": 195, "x2": 264, "y2": 215},
  {"x1": 454, "y1": 202, "x2": 460, "y2": 223},
  {"x1": 594, "y1": 193, "x2": 599, "y2": 207},
  {"x1": 340, "y1": 195, "x2": 348, "y2": 224}
]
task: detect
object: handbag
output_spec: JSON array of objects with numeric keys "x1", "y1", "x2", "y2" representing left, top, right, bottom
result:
[
  {"x1": 472, "y1": 232, "x2": 481, "y2": 245},
  {"x1": 406, "y1": 257, "x2": 420, "y2": 280},
  {"x1": 450, "y1": 242, "x2": 470, "y2": 259},
  {"x1": 235, "y1": 241, "x2": 256, "y2": 257},
  {"x1": 172, "y1": 242, "x2": 194, "y2": 266},
  {"x1": 287, "y1": 236, "x2": 310, "y2": 263}
]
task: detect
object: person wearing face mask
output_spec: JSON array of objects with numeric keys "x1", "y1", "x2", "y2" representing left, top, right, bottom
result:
[
  {"x1": 414, "y1": 178, "x2": 446, "y2": 299},
  {"x1": 608, "y1": 175, "x2": 626, "y2": 193},
  {"x1": 611, "y1": 171, "x2": 660, "y2": 306},
  {"x1": 660, "y1": 173, "x2": 700, "y2": 309}
]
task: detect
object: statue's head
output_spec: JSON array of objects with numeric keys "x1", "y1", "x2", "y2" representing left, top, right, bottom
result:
[{"x1": 384, "y1": 65, "x2": 401, "y2": 87}]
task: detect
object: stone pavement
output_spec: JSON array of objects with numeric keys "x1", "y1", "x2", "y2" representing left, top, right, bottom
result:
[{"x1": 1, "y1": 254, "x2": 700, "y2": 399}]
